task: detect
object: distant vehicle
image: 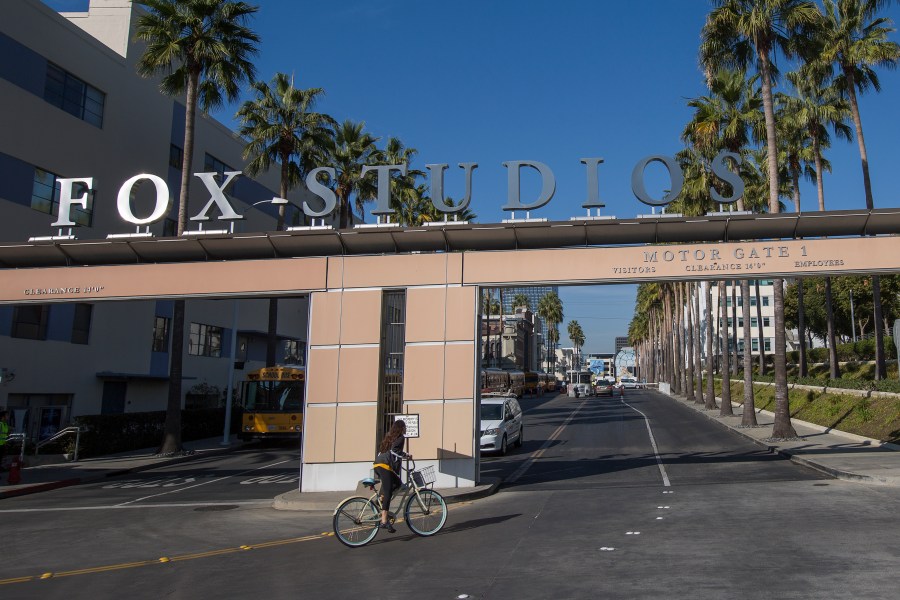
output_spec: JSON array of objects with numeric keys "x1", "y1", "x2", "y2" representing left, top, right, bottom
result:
[
  {"x1": 620, "y1": 377, "x2": 639, "y2": 389},
  {"x1": 480, "y1": 394, "x2": 524, "y2": 455},
  {"x1": 567, "y1": 369, "x2": 593, "y2": 397},
  {"x1": 240, "y1": 366, "x2": 304, "y2": 441},
  {"x1": 594, "y1": 381, "x2": 614, "y2": 396},
  {"x1": 523, "y1": 371, "x2": 540, "y2": 395}
]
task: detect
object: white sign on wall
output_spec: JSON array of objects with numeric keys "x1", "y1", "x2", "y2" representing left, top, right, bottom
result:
[{"x1": 394, "y1": 414, "x2": 420, "y2": 438}]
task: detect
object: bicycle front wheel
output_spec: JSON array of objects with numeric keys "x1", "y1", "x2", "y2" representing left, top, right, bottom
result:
[
  {"x1": 404, "y1": 489, "x2": 447, "y2": 536},
  {"x1": 333, "y1": 497, "x2": 379, "y2": 547}
]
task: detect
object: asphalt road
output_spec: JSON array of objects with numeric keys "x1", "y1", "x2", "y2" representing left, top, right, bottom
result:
[{"x1": 3, "y1": 391, "x2": 900, "y2": 599}]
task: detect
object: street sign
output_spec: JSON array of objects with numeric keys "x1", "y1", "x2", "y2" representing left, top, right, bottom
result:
[{"x1": 394, "y1": 414, "x2": 420, "y2": 438}]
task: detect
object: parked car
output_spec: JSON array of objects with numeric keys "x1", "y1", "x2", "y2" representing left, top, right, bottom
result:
[
  {"x1": 480, "y1": 393, "x2": 524, "y2": 455},
  {"x1": 620, "y1": 377, "x2": 639, "y2": 389},
  {"x1": 594, "y1": 381, "x2": 614, "y2": 396}
]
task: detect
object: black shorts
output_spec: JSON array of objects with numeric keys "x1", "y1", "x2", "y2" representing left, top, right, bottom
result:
[{"x1": 374, "y1": 466, "x2": 401, "y2": 509}]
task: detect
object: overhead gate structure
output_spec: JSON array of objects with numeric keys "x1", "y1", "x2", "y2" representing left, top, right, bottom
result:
[{"x1": 2, "y1": 209, "x2": 898, "y2": 491}]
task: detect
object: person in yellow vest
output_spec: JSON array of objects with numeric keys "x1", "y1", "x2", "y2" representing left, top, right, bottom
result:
[
  {"x1": 372, "y1": 420, "x2": 410, "y2": 533},
  {"x1": 0, "y1": 410, "x2": 9, "y2": 475}
]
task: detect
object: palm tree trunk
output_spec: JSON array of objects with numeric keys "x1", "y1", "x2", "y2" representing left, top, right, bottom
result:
[
  {"x1": 719, "y1": 281, "x2": 733, "y2": 416},
  {"x1": 844, "y1": 67, "x2": 886, "y2": 379},
  {"x1": 741, "y1": 279, "x2": 757, "y2": 426},
  {"x1": 266, "y1": 299, "x2": 278, "y2": 367},
  {"x1": 759, "y1": 54, "x2": 794, "y2": 438},
  {"x1": 755, "y1": 280, "x2": 765, "y2": 376},
  {"x1": 772, "y1": 278, "x2": 796, "y2": 437},
  {"x1": 731, "y1": 282, "x2": 739, "y2": 374},
  {"x1": 673, "y1": 284, "x2": 683, "y2": 396},
  {"x1": 685, "y1": 284, "x2": 695, "y2": 402},
  {"x1": 693, "y1": 283, "x2": 704, "y2": 405},
  {"x1": 160, "y1": 68, "x2": 201, "y2": 455},
  {"x1": 705, "y1": 282, "x2": 716, "y2": 410},
  {"x1": 797, "y1": 281, "x2": 808, "y2": 378},
  {"x1": 791, "y1": 167, "x2": 808, "y2": 378},
  {"x1": 825, "y1": 277, "x2": 841, "y2": 379}
]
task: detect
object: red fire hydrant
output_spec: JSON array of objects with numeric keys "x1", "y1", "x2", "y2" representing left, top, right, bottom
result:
[{"x1": 7, "y1": 455, "x2": 22, "y2": 485}]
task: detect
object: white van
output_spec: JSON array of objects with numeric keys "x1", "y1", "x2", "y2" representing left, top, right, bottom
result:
[{"x1": 480, "y1": 394, "x2": 524, "y2": 455}]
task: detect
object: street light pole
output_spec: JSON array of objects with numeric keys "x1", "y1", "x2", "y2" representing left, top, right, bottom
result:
[{"x1": 850, "y1": 289, "x2": 856, "y2": 342}]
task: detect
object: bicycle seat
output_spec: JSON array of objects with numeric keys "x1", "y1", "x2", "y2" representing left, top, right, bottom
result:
[{"x1": 361, "y1": 477, "x2": 377, "y2": 487}]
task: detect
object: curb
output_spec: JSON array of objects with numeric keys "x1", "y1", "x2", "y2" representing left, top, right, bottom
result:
[{"x1": 272, "y1": 477, "x2": 502, "y2": 512}]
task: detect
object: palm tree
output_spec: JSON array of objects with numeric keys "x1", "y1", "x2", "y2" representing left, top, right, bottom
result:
[
  {"x1": 780, "y1": 68, "x2": 853, "y2": 378},
  {"x1": 567, "y1": 321, "x2": 585, "y2": 370},
  {"x1": 326, "y1": 120, "x2": 380, "y2": 229},
  {"x1": 537, "y1": 292, "x2": 564, "y2": 374},
  {"x1": 135, "y1": 0, "x2": 260, "y2": 454},
  {"x1": 237, "y1": 72, "x2": 335, "y2": 366},
  {"x1": 512, "y1": 294, "x2": 531, "y2": 311},
  {"x1": 237, "y1": 73, "x2": 335, "y2": 228},
  {"x1": 702, "y1": 0, "x2": 822, "y2": 438},
  {"x1": 481, "y1": 289, "x2": 500, "y2": 367},
  {"x1": 816, "y1": 0, "x2": 900, "y2": 380}
]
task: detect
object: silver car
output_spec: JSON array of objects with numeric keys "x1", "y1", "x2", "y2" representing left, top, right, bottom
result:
[{"x1": 480, "y1": 394, "x2": 524, "y2": 455}]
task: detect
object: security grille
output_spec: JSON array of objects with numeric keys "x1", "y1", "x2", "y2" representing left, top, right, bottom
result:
[{"x1": 378, "y1": 290, "x2": 407, "y2": 438}]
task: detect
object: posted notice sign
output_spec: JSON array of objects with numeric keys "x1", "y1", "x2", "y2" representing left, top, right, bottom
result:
[{"x1": 394, "y1": 414, "x2": 420, "y2": 438}]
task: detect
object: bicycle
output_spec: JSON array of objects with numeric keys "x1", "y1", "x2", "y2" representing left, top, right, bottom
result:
[{"x1": 332, "y1": 457, "x2": 448, "y2": 547}]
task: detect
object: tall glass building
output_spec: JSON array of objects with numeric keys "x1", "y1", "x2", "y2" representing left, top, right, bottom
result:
[{"x1": 501, "y1": 286, "x2": 559, "y2": 314}]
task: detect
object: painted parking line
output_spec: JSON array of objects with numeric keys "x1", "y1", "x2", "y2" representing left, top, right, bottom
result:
[{"x1": 115, "y1": 459, "x2": 295, "y2": 506}]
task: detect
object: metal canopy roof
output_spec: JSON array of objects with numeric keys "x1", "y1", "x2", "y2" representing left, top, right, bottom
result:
[{"x1": 2, "y1": 208, "x2": 898, "y2": 269}]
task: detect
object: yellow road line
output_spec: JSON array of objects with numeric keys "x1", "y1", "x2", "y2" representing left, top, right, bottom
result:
[{"x1": 0, "y1": 533, "x2": 329, "y2": 586}]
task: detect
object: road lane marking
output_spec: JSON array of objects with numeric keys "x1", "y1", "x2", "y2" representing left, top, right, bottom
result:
[
  {"x1": 115, "y1": 459, "x2": 295, "y2": 506},
  {"x1": 620, "y1": 397, "x2": 671, "y2": 487},
  {"x1": 505, "y1": 397, "x2": 589, "y2": 484},
  {"x1": 0, "y1": 533, "x2": 327, "y2": 586}
]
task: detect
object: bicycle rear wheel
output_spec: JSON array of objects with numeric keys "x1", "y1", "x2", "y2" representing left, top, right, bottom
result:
[
  {"x1": 333, "y1": 497, "x2": 379, "y2": 547},
  {"x1": 404, "y1": 489, "x2": 447, "y2": 536}
]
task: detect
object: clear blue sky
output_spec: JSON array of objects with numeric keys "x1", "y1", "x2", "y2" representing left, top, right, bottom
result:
[{"x1": 45, "y1": 1, "x2": 900, "y2": 353}]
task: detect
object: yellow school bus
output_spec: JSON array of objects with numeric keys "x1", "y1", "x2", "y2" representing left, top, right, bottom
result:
[{"x1": 239, "y1": 366, "x2": 304, "y2": 441}]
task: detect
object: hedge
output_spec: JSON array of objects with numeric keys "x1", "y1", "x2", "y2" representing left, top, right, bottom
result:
[
  {"x1": 787, "y1": 337, "x2": 897, "y2": 364},
  {"x1": 69, "y1": 407, "x2": 243, "y2": 458}
]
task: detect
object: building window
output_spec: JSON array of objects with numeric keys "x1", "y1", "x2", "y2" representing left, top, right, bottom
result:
[
  {"x1": 189, "y1": 322, "x2": 222, "y2": 357},
  {"x1": 203, "y1": 153, "x2": 234, "y2": 176},
  {"x1": 751, "y1": 338, "x2": 759, "y2": 352},
  {"x1": 31, "y1": 167, "x2": 93, "y2": 226},
  {"x1": 762, "y1": 297, "x2": 770, "y2": 307},
  {"x1": 152, "y1": 316, "x2": 170, "y2": 352},
  {"x1": 71, "y1": 303, "x2": 92, "y2": 344},
  {"x1": 43, "y1": 62, "x2": 105, "y2": 127},
  {"x1": 12, "y1": 305, "x2": 49, "y2": 340},
  {"x1": 764, "y1": 338, "x2": 772, "y2": 352},
  {"x1": 169, "y1": 144, "x2": 183, "y2": 169},
  {"x1": 377, "y1": 290, "x2": 406, "y2": 438},
  {"x1": 763, "y1": 317, "x2": 771, "y2": 328}
]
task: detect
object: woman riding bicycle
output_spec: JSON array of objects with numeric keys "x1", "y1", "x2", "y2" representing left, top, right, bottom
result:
[{"x1": 373, "y1": 420, "x2": 409, "y2": 533}]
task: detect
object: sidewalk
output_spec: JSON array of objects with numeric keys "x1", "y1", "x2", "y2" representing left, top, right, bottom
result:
[{"x1": 665, "y1": 390, "x2": 900, "y2": 486}]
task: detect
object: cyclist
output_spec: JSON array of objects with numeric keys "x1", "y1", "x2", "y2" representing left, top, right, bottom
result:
[{"x1": 372, "y1": 420, "x2": 410, "y2": 533}]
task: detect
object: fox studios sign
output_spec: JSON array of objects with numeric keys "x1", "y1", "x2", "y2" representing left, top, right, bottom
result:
[{"x1": 46, "y1": 151, "x2": 744, "y2": 229}]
